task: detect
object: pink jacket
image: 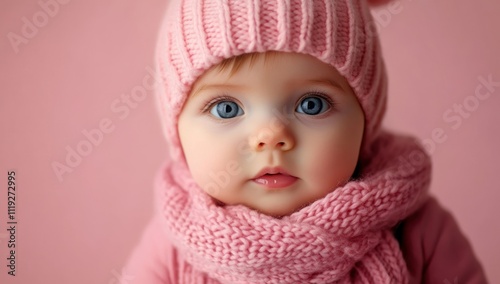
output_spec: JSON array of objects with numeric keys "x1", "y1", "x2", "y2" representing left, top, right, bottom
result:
[{"x1": 123, "y1": 197, "x2": 487, "y2": 283}]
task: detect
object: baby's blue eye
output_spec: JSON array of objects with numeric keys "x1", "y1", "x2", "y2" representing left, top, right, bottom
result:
[
  {"x1": 296, "y1": 96, "x2": 329, "y2": 115},
  {"x1": 210, "y1": 101, "x2": 244, "y2": 119}
]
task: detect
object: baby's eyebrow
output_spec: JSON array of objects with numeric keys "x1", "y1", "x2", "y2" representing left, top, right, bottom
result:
[
  {"x1": 289, "y1": 78, "x2": 344, "y2": 92},
  {"x1": 191, "y1": 78, "x2": 345, "y2": 97},
  {"x1": 191, "y1": 84, "x2": 250, "y2": 97}
]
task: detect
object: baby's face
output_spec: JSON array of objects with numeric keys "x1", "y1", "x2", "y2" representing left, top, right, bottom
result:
[{"x1": 178, "y1": 52, "x2": 364, "y2": 217}]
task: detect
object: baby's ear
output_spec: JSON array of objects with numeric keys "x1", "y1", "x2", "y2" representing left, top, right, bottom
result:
[{"x1": 366, "y1": 0, "x2": 396, "y2": 7}]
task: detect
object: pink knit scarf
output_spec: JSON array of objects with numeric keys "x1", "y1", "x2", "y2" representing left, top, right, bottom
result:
[{"x1": 155, "y1": 131, "x2": 431, "y2": 284}]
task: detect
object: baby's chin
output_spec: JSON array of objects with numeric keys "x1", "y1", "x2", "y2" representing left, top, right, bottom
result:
[
  {"x1": 254, "y1": 206, "x2": 306, "y2": 219},
  {"x1": 210, "y1": 196, "x2": 312, "y2": 219},
  {"x1": 202, "y1": 181, "x2": 342, "y2": 218}
]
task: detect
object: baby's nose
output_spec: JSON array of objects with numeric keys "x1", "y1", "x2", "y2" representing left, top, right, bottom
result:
[{"x1": 249, "y1": 118, "x2": 294, "y2": 152}]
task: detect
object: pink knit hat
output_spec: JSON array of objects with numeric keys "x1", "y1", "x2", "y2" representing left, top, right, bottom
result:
[{"x1": 155, "y1": 0, "x2": 389, "y2": 161}]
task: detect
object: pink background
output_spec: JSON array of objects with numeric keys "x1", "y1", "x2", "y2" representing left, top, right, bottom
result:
[{"x1": 1, "y1": 0, "x2": 499, "y2": 283}]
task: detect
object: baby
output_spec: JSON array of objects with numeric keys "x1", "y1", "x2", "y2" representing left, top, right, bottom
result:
[{"x1": 124, "y1": 0, "x2": 487, "y2": 283}]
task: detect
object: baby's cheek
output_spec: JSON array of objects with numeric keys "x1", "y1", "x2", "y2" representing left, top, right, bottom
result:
[
  {"x1": 307, "y1": 135, "x2": 358, "y2": 188},
  {"x1": 193, "y1": 145, "x2": 242, "y2": 199}
]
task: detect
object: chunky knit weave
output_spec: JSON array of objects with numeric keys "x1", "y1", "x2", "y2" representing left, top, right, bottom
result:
[
  {"x1": 155, "y1": 0, "x2": 388, "y2": 161},
  {"x1": 155, "y1": 131, "x2": 431, "y2": 283}
]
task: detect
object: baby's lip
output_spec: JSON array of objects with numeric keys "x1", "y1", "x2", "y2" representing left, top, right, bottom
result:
[
  {"x1": 252, "y1": 166, "x2": 295, "y2": 179},
  {"x1": 252, "y1": 166, "x2": 298, "y2": 189}
]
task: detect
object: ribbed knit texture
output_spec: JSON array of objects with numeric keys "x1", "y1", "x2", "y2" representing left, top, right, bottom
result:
[
  {"x1": 155, "y1": 131, "x2": 431, "y2": 283},
  {"x1": 155, "y1": 0, "x2": 388, "y2": 161}
]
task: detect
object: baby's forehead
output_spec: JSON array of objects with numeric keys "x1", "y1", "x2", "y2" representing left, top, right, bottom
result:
[
  {"x1": 211, "y1": 51, "x2": 281, "y2": 77},
  {"x1": 191, "y1": 51, "x2": 350, "y2": 92}
]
